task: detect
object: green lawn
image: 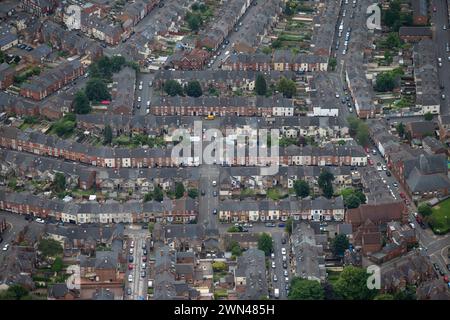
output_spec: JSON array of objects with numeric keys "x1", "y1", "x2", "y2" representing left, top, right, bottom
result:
[{"x1": 430, "y1": 198, "x2": 450, "y2": 234}]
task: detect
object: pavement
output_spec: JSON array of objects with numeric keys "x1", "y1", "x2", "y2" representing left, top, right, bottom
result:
[
  {"x1": 124, "y1": 226, "x2": 151, "y2": 300},
  {"x1": 198, "y1": 165, "x2": 220, "y2": 231},
  {"x1": 269, "y1": 231, "x2": 291, "y2": 300},
  {"x1": 431, "y1": 0, "x2": 450, "y2": 116},
  {"x1": 211, "y1": 1, "x2": 265, "y2": 69}
]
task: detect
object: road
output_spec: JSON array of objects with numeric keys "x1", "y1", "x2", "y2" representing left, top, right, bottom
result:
[
  {"x1": 269, "y1": 231, "x2": 291, "y2": 300},
  {"x1": 211, "y1": 1, "x2": 265, "y2": 69},
  {"x1": 124, "y1": 226, "x2": 150, "y2": 300},
  {"x1": 134, "y1": 73, "x2": 156, "y2": 115},
  {"x1": 199, "y1": 165, "x2": 220, "y2": 232},
  {"x1": 431, "y1": 0, "x2": 450, "y2": 116}
]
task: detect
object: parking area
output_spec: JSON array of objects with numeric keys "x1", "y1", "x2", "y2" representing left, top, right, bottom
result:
[{"x1": 134, "y1": 73, "x2": 156, "y2": 116}]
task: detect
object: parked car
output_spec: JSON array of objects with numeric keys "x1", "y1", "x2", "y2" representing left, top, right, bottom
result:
[
  {"x1": 273, "y1": 274, "x2": 277, "y2": 282},
  {"x1": 127, "y1": 287, "x2": 132, "y2": 295},
  {"x1": 128, "y1": 255, "x2": 133, "y2": 263},
  {"x1": 281, "y1": 248, "x2": 286, "y2": 255},
  {"x1": 128, "y1": 275, "x2": 133, "y2": 282},
  {"x1": 271, "y1": 261, "x2": 276, "y2": 269},
  {"x1": 128, "y1": 264, "x2": 133, "y2": 270},
  {"x1": 2, "y1": 244, "x2": 9, "y2": 251}
]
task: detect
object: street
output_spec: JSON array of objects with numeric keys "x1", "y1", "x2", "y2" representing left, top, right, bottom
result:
[
  {"x1": 269, "y1": 231, "x2": 291, "y2": 300},
  {"x1": 198, "y1": 165, "x2": 220, "y2": 232},
  {"x1": 124, "y1": 226, "x2": 150, "y2": 300},
  {"x1": 431, "y1": 0, "x2": 450, "y2": 116},
  {"x1": 134, "y1": 73, "x2": 156, "y2": 115}
]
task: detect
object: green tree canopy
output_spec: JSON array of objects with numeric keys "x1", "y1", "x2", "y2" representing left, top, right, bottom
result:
[
  {"x1": 53, "y1": 172, "x2": 66, "y2": 193},
  {"x1": 73, "y1": 91, "x2": 91, "y2": 114},
  {"x1": 0, "y1": 284, "x2": 30, "y2": 300},
  {"x1": 148, "y1": 222, "x2": 155, "y2": 233},
  {"x1": 85, "y1": 78, "x2": 111, "y2": 102},
  {"x1": 38, "y1": 239, "x2": 63, "y2": 258},
  {"x1": 212, "y1": 261, "x2": 227, "y2": 272},
  {"x1": 185, "y1": 80, "x2": 203, "y2": 97},
  {"x1": 188, "y1": 188, "x2": 198, "y2": 199},
  {"x1": 333, "y1": 266, "x2": 378, "y2": 300},
  {"x1": 396, "y1": 122, "x2": 405, "y2": 138},
  {"x1": 104, "y1": 124, "x2": 113, "y2": 145},
  {"x1": 255, "y1": 73, "x2": 267, "y2": 96},
  {"x1": 288, "y1": 278, "x2": 325, "y2": 300},
  {"x1": 153, "y1": 186, "x2": 164, "y2": 202},
  {"x1": 293, "y1": 180, "x2": 310, "y2": 198},
  {"x1": 318, "y1": 170, "x2": 335, "y2": 199},
  {"x1": 175, "y1": 182, "x2": 185, "y2": 199},
  {"x1": 418, "y1": 203, "x2": 432, "y2": 217},
  {"x1": 164, "y1": 80, "x2": 183, "y2": 96},
  {"x1": 285, "y1": 217, "x2": 294, "y2": 235},
  {"x1": 51, "y1": 256, "x2": 64, "y2": 273},
  {"x1": 331, "y1": 234, "x2": 350, "y2": 257},
  {"x1": 328, "y1": 57, "x2": 337, "y2": 71},
  {"x1": 277, "y1": 77, "x2": 297, "y2": 98},
  {"x1": 374, "y1": 293, "x2": 394, "y2": 300},
  {"x1": 424, "y1": 112, "x2": 433, "y2": 121},
  {"x1": 257, "y1": 233, "x2": 273, "y2": 256}
]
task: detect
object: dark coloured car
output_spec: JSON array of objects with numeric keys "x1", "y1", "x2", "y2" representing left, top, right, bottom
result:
[
  {"x1": 281, "y1": 238, "x2": 286, "y2": 244},
  {"x1": 386, "y1": 171, "x2": 391, "y2": 177},
  {"x1": 128, "y1": 255, "x2": 133, "y2": 263},
  {"x1": 201, "y1": 190, "x2": 205, "y2": 196},
  {"x1": 143, "y1": 249, "x2": 147, "y2": 256},
  {"x1": 127, "y1": 288, "x2": 132, "y2": 295},
  {"x1": 282, "y1": 262, "x2": 287, "y2": 269}
]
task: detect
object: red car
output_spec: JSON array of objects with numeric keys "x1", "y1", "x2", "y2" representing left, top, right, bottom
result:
[
  {"x1": 368, "y1": 159, "x2": 374, "y2": 165},
  {"x1": 444, "y1": 275, "x2": 449, "y2": 283},
  {"x1": 399, "y1": 192, "x2": 406, "y2": 199},
  {"x1": 128, "y1": 264, "x2": 133, "y2": 270},
  {"x1": 142, "y1": 256, "x2": 147, "y2": 262}
]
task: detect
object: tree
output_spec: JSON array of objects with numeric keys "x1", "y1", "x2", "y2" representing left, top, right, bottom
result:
[
  {"x1": 345, "y1": 194, "x2": 361, "y2": 209},
  {"x1": 185, "y1": 80, "x2": 202, "y2": 97},
  {"x1": 288, "y1": 278, "x2": 325, "y2": 300},
  {"x1": 38, "y1": 239, "x2": 63, "y2": 258},
  {"x1": 164, "y1": 80, "x2": 183, "y2": 96},
  {"x1": 104, "y1": 125, "x2": 113, "y2": 144},
  {"x1": 271, "y1": 39, "x2": 282, "y2": 49},
  {"x1": 257, "y1": 233, "x2": 273, "y2": 256},
  {"x1": 227, "y1": 226, "x2": 241, "y2": 233},
  {"x1": 212, "y1": 261, "x2": 227, "y2": 272},
  {"x1": 318, "y1": 170, "x2": 335, "y2": 199},
  {"x1": 333, "y1": 266, "x2": 378, "y2": 300},
  {"x1": 356, "y1": 122, "x2": 369, "y2": 147},
  {"x1": 153, "y1": 186, "x2": 164, "y2": 202},
  {"x1": 393, "y1": 285, "x2": 416, "y2": 300},
  {"x1": 186, "y1": 11, "x2": 202, "y2": 31},
  {"x1": 331, "y1": 234, "x2": 350, "y2": 257},
  {"x1": 85, "y1": 78, "x2": 111, "y2": 101},
  {"x1": 285, "y1": 217, "x2": 293, "y2": 235},
  {"x1": 277, "y1": 77, "x2": 296, "y2": 98},
  {"x1": 52, "y1": 256, "x2": 64, "y2": 273},
  {"x1": 53, "y1": 172, "x2": 66, "y2": 193},
  {"x1": 188, "y1": 189, "x2": 198, "y2": 199},
  {"x1": 73, "y1": 91, "x2": 91, "y2": 114},
  {"x1": 328, "y1": 58, "x2": 337, "y2": 71},
  {"x1": 375, "y1": 72, "x2": 396, "y2": 92},
  {"x1": 0, "y1": 285, "x2": 30, "y2": 300},
  {"x1": 175, "y1": 182, "x2": 185, "y2": 199},
  {"x1": 231, "y1": 243, "x2": 242, "y2": 256},
  {"x1": 374, "y1": 293, "x2": 394, "y2": 300},
  {"x1": 148, "y1": 222, "x2": 155, "y2": 233},
  {"x1": 396, "y1": 122, "x2": 405, "y2": 138},
  {"x1": 110, "y1": 55, "x2": 126, "y2": 73},
  {"x1": 255, "y1": 74, "x2": 267, "y2": 96},
  {"x1": 424, "y1": 112, "x2": 433, "y2": 121},
  {"x1": 144, "y1": 192, "x2": 153, "y2": 202},
  {"x1": 347, "y1": 116, "x2": 360, "y2": 136},
  {"x1": 418, "y1": 203, "x2": 432, "y2": 217},
  {"x1": 293, "y1": 180, "x2": 310, "y2": 198}
]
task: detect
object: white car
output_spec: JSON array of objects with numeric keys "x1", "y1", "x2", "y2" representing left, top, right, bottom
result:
[
  {"x1": 137, "y1": 96, "x2": 141, "y2": 102},
  {"x1": 342, "y1": 49, "x2": 346, "y2": 55},
  {"x1": 130, "y1": 241, "x2": 134, "y2": 248},
  {"x1": 281, "y1": 248, "x2": 286, "y2": 255},
  {"x1": 335, "y1": 93, "x2": 340, "y2": 98},
  {"x1": 141, "y1": 263, "x2": 146, "y2": 269},
  {"x1": 129, "y1": 248, "x2": 134, "y2": 255},
  {"x1": 271, "y1": 261, "x2": 276, "y2": 269},
  {"x1": 285, "y1": 277, "x2": 289, "y2": 283},
  {"x1": 128, "y1": 275, "x2": 133, "y2": 282},
  {"x1": 36, "y1": 218, "x2": 45, "y2": 224},
  {"x1": 284, "y1": 270, "x2": 288, "y2": 277},
  {"x1": 148, "y1": 81, "x2": 153, "y2": 87},
  {"x1": 382, "y1": 165, "x2": 387, "y2": 171},
  {"x1": 273, "y1": 275, "x2": 278, "y2": 282},
  {"x1": 282, "y1": 255, "x2": 287, "y2": 262},
  {"x1": 138, "y1": 84, "x2": 143, "y2": 90},
  {"x1": 2, "y1": 244, "x2": 9, "y2": 251},
  {"x1": 146, "y1": 100, "x2": 150, "y2": 106},
  {"x1": 271, "y1": 253, "x2": 275, "y2": 259}
]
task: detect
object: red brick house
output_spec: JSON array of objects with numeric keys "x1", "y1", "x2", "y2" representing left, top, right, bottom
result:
[
  {"x1": 345, "y1": 201, "x2": 408, "y2": 228},
  {"x1": 170, "y1": 49, "x2": 210, "y2": 70}
]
